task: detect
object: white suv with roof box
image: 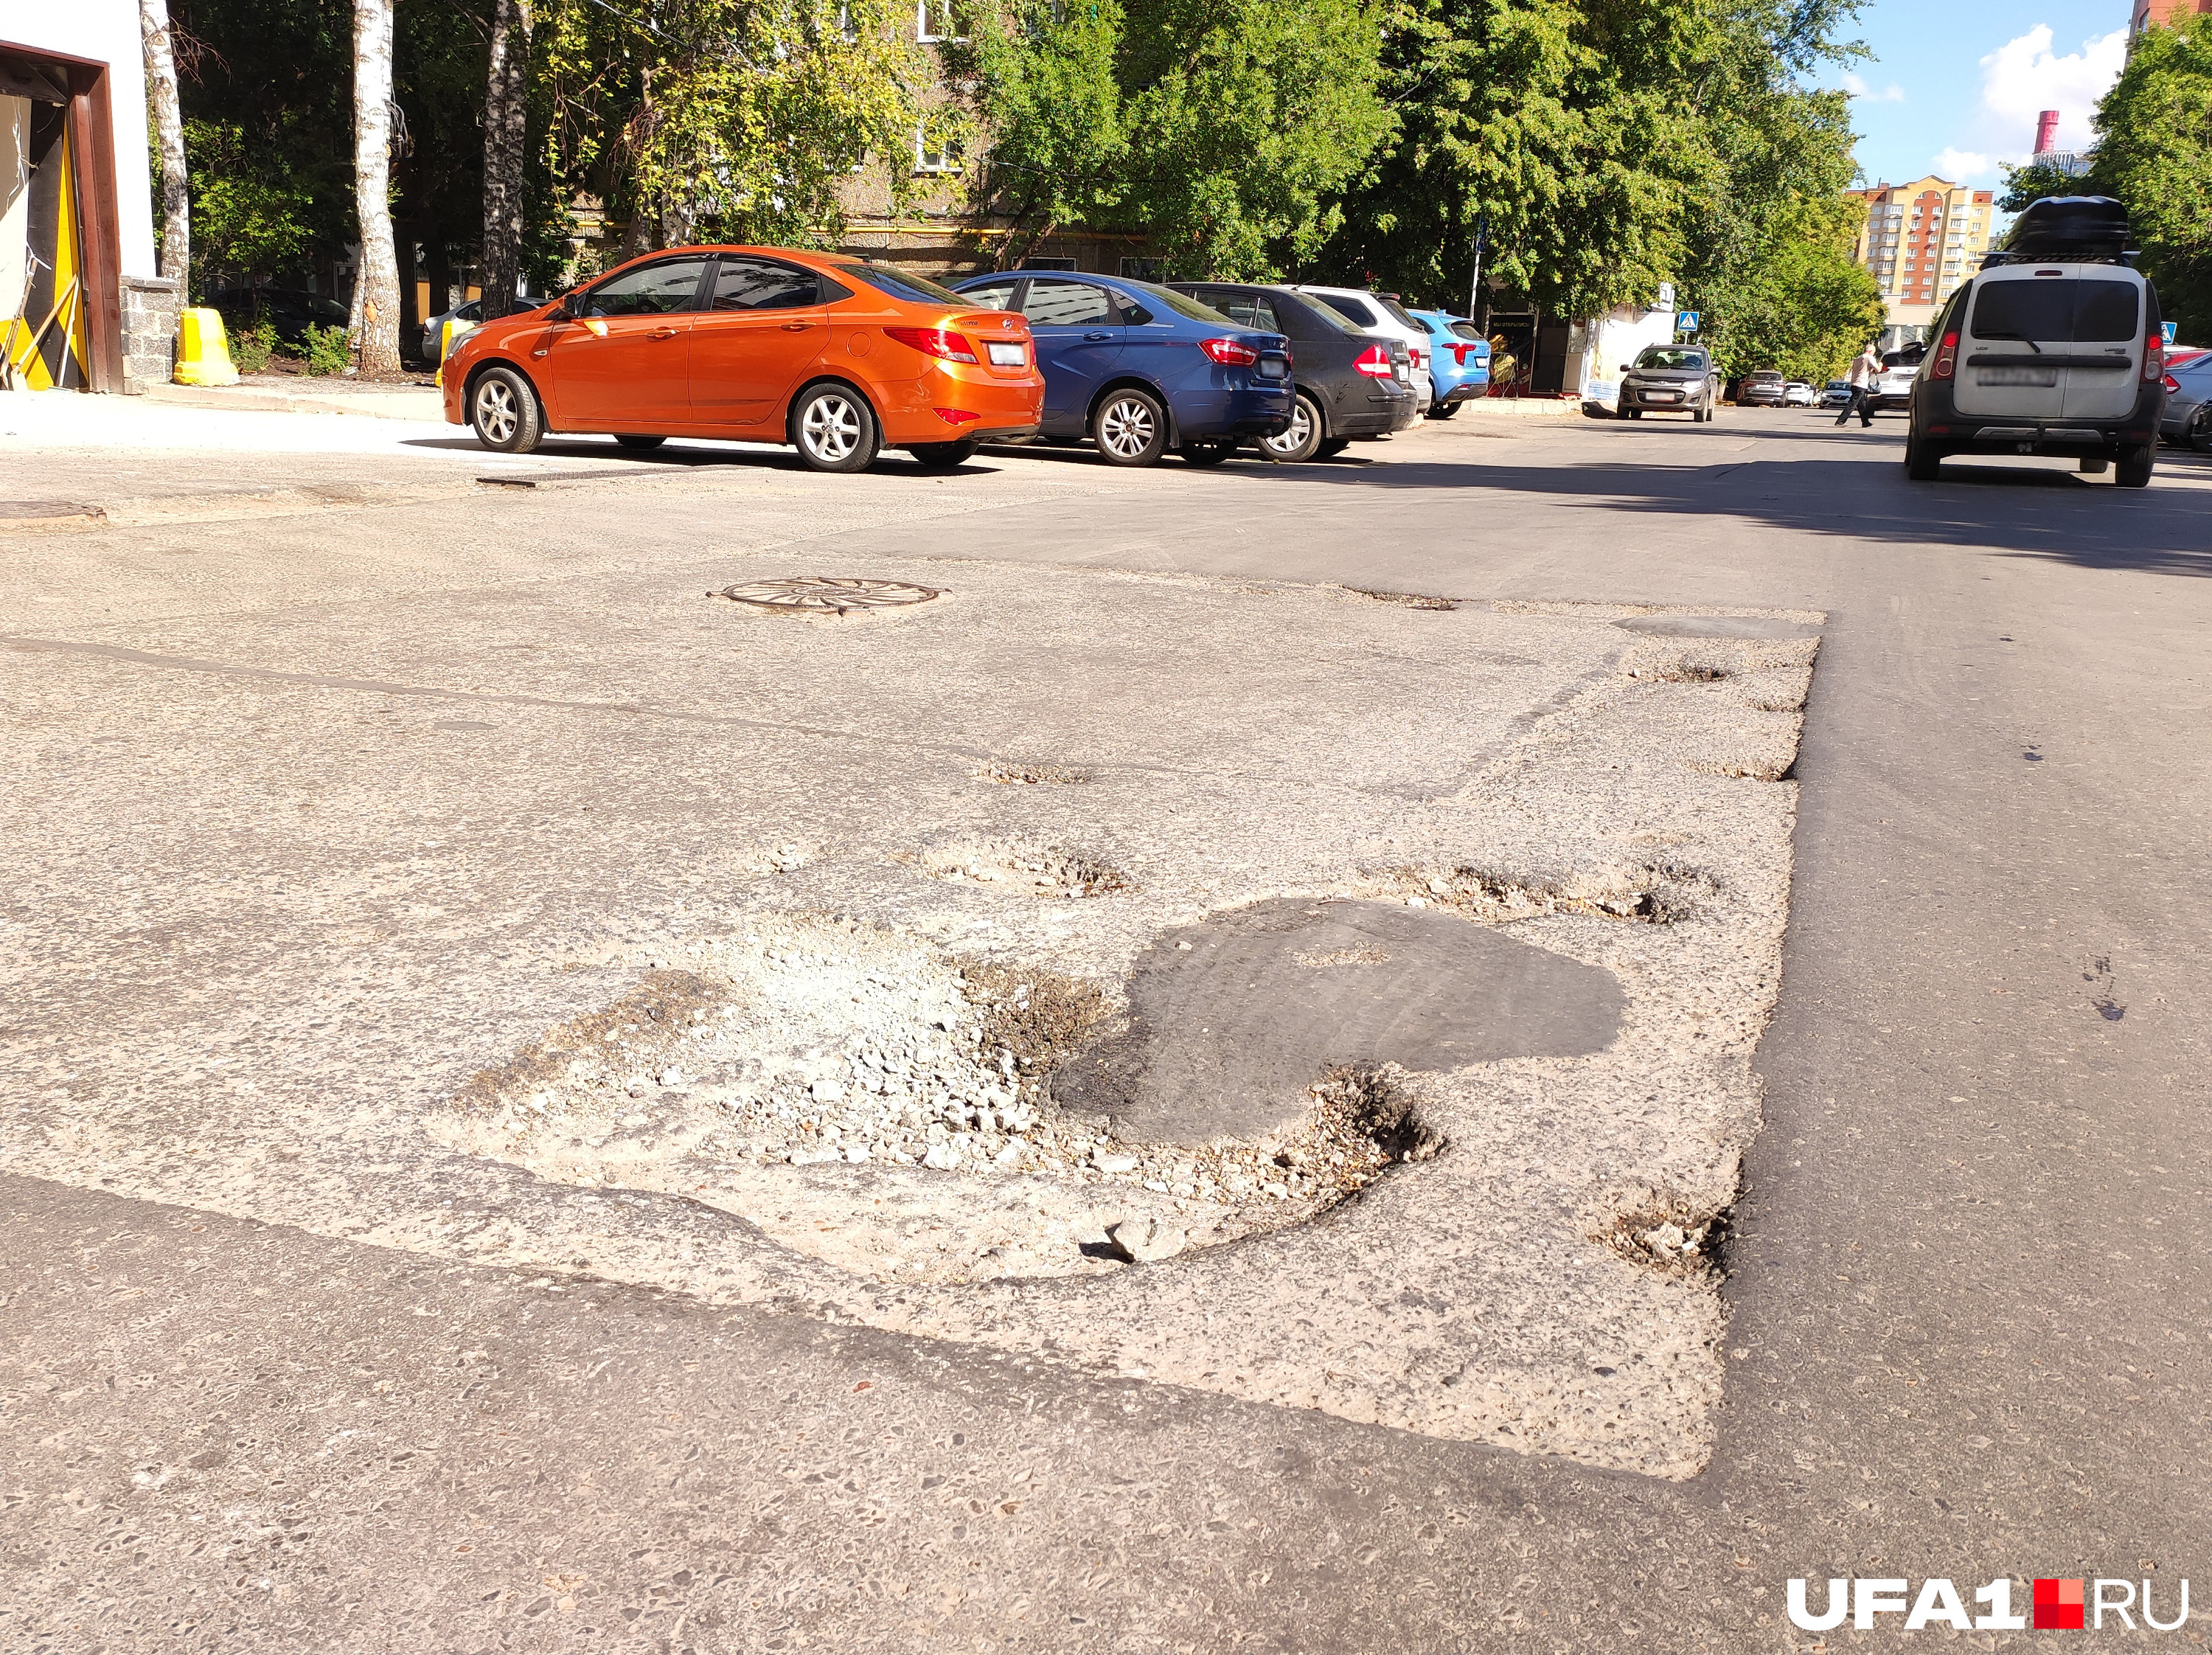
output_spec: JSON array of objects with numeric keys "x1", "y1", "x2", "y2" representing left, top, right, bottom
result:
[{"x1": 1905, "y1": 195, "x2": 2164, "y2": 488}]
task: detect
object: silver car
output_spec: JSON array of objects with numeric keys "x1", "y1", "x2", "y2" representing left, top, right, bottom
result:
[
  {"x1": 2159, "y1": 353, "x2": 2212, "y2": 449},
  {"x1": 1615, "y1": 346, "x2": 1719, "y2": 421}
]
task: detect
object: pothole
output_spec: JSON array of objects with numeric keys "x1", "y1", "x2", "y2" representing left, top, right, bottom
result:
[
  {"x1": 712, "y1": 576, "x2": 942, "y2": 615},
  {"x1": 429, "y1": 919, "x2": 1442, "y2": 1285},
  {"x1": 1688, "y1": 757, "x2": 1795, "y2": 783},
  {"x1": 976, "y1": 761, "x2": 1093, "y2": 785},
  {"x1": 1345, "y1": 586, "x2": 1456, "y2": 611},
  {"x1": 917, "y1": 842, "x2": 1129, "y2": 898},
  {"x1": 1388, "y1": 863, "x2": 1708, "y2": 925},
  {"x1": 1626, "y1": 659, "x2": 1731, "y2": 683},
  {"x1": 1590, "y1": 1184, "x2": 1731, "y2": 1277}
]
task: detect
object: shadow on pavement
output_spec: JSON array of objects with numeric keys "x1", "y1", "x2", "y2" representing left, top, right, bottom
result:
[{"x1": 1245, "y1": 423, "x2": 2212, "y2": 578}]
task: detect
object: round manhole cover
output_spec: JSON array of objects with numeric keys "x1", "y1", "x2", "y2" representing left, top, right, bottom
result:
[{"x1": 713, "y1": 577, "x2": 942, "y2": 614}]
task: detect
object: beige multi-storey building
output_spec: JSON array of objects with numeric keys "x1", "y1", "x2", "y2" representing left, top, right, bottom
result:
[{"x1": 1846, "y1": 176, "x2": 1997, "y2": 329}]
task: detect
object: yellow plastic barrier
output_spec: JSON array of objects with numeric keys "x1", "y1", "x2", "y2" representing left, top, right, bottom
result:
[
  {"x1": 432, "y1": 316, "x2": 479, "y2": 387},
  {"x1": 174, "y1": 307, "x2": 240, "y2": 386}
]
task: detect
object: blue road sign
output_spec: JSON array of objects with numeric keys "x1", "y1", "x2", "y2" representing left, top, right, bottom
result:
[
  {"x1": 1677, "y1": 311, "x2": 1700, "y2": 331},
  {"x1": 2163, "y1": 322, "x2": 2178, "y2": 345}
]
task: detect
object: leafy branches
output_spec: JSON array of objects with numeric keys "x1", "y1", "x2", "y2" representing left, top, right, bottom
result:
[
  {"x1": 538, "y1": 0, "x2": 927, "y2": 260},
  {"x1": 952, "y1": 0, "x2": 1394, "y2": 277},
  {"x1": 2084, "y1": 13, "x2": 2212, "y2": 337}
]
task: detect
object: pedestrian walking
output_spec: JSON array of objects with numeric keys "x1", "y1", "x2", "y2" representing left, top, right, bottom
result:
[{"x1": 1837, "y1": 342, "x2": 1882, "y2": 427}]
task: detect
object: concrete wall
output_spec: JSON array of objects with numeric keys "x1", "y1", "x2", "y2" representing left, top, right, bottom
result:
[
  {"x1": 120, "y1": 271, "x2": 175, "y2": 390},
  {"x1": 0, "y1": 0, "x2": 159, "y2": 279}
]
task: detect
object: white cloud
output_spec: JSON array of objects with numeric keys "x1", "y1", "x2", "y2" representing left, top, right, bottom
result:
[
  {"x1": 1843, "y1": 72, "x2": 1907, "y2": 105},
  {"x1": 1974, "y1": 25, "x2": 2127, "y2": 153},
  {"x1": 1933, "y1": 147, "x2": 1998, "y2": 182}
]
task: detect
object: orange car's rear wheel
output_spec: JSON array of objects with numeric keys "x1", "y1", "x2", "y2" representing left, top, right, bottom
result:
[{"x1": 792, "y1": 382, "x2": 881, "y2": 473}]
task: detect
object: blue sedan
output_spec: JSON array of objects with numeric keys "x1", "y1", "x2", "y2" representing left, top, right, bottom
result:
[
  {"x1": 950, "y1": 270, "x2": 1294, "y2": 466},
  {"x1": 1409, "y1": 309, "x2": 1491, "y2": 418}
]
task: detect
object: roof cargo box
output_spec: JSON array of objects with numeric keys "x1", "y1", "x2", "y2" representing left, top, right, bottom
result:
[{"x1": 2008, "y1": 195, "x2": 2132, "y2": 258}]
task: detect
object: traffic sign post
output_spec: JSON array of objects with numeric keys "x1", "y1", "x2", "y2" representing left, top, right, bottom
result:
[
  {"x1": 1677, "y1": 311, "x2": 1700, "y2": 334},
  {"x1": 2163, "y1": 322, "x2": 2177, "y2": 346}
]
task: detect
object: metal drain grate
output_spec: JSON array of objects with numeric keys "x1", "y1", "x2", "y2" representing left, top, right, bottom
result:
[{"x1": 712, "y1": 577, "x2": 942, "y2": 614}]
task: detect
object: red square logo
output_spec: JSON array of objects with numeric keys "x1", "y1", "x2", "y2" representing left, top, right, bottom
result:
[{"x1": 2034, "y1": 1578, "x2": 2086, "y2": 1631}]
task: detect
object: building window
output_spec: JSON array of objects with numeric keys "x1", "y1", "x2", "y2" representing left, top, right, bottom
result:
[
  {"x1": 1119, "y1": 257, "x2": 1164, "y2": 280},
  {"x1": 914, "y1": 125, "x2": 961, "y2": 173},
  {"x1": 916, "y1": 0, "x2": 962, "y2": 41}
]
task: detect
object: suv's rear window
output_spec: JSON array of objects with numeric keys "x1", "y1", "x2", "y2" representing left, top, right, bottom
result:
[
  {"x1": 1971, "y1": 278, "x2": 2140, "y2": 344},
  {"x1": 1377, "y1": 296, "x2": 1423, "y2": 331}
]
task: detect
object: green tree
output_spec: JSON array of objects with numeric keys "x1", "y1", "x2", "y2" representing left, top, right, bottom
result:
[
  {"x1": 180, "y1": 117, "x2": 322, "y2": 291},
  {"x1": 1679, "y1": 1, "x2": 1879, "y2": 378},
  {"x1": 1996, "y1": 155, "x2": 2088, "y2": 214},
  {"x1": 947, "y1": 0, "x2": 1130, "y2": 269},
  {"x1": 1318, "y1": 0, "x2": 1868, "y2": 335},
  {"x1": 952, "y1": 0, "x2": 1392, "y2": 278},
  {"x1": 2084, "y1": 12, "x2": 2212, "y2": 337},
  {"x1": 1695, "y1": 195, "x2": 1882, "y2": 379},
  {"x1": 1320, "y1": 0, "x2": 1728, "y2": 314},
  {"x1": 1118, "y1": 0, "x2": 1394, "y2": 277},
  {"x1": 537, "y1": 0, "x2": 925, "y2": 260}
]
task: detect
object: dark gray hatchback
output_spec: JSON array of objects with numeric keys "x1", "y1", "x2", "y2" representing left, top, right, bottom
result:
[{"x1": 1169, "y1": 282, "x2": 1419, "y2": 461}]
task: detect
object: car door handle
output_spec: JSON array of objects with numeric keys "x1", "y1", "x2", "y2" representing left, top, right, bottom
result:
[
  {"x1": 649, "y1": 327, "x2": 679, "y2": 340},
  {"x1": 781, "y1": 322, "x2": 810, "y2": 332},
  {"x1": 1083, "y1": 331, "x2": 1114, "y2": 341}
]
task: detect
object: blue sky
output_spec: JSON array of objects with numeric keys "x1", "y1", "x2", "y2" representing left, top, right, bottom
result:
[{"x1": 1830, "y1": 1, "x2": 2132, "y2": 192}]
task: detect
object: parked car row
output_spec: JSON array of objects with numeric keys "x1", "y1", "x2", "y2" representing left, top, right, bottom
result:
[{"x1": 442, "y1": 244, "x2": 1492, "y2": 471}]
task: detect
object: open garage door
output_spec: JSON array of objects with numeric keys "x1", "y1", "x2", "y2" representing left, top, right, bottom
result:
[{"x1": 0, "y1": 44, "x2": 121, "y2": 392}]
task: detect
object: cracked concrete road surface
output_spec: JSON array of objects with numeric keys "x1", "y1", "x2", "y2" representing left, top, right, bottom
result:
[{"x1": 2, "y1": 397, "x2": 2208, "y2": 1653}]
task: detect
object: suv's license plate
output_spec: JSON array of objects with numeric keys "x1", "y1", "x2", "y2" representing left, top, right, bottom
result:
[
  {"x1": 987, "y1": 341, "x2": 1026, "y2": 367},
  {"x1": 1977, "y1": 367, "x2": 2057, "y2": 387}
]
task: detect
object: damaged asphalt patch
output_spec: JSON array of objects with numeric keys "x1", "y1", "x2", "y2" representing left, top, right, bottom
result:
[
  {"x1": 1, "y1": 543, "x2": 1819, "y2": 1479},
  {"x1": 1054, "y1": 898, "x2": 1623, "y2": 1145}
]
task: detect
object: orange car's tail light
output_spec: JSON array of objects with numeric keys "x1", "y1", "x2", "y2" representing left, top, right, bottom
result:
[
  {"x1": 933, "y1": 409, "x2": 981, "y2": 426},
  {"x1": 1199, "y1": 337, "x2": 1260, "y2": 366},
  {"x1": 886, "y1": 327, "x2": 979, "y2": 364}
]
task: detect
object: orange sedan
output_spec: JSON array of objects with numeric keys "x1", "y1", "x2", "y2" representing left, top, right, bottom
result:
[{"x1": 439, "y1": 247, "x2": 1043, "y2": 471}]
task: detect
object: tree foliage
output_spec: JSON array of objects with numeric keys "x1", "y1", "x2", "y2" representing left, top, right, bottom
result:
[
  {"x1": 2083, "y1": 12, "x2": 2212, "y2": 339},
  {"x1": 953, "y1": 0, "x2": 1394, "y2": 277},
  {"x1": 537, "y1": 0, "x2": 925, "y2": 263},
  {"x1": 1315, "y1": 0, "x2": 1871, "y2": 370}
]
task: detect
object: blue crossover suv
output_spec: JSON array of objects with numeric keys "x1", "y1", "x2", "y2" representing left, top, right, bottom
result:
[{"x1": 950, "y1": 270, "x2": 1294, "y2": 466}]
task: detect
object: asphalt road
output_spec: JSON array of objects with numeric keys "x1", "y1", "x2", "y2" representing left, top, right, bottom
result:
[{"x1": 4, "y1": 402, "x2": 2208, "y2": 1654}]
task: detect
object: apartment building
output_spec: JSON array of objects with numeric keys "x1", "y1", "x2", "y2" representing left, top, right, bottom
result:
[
  {"x1": 1846, "y1": 176, "x2": 1997, "y2": 329},
  {"x1": 2132, "y1": 0, "x2": 2211, "y2": 37}
]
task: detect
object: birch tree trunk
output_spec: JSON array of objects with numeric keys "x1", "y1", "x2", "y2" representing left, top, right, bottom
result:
[
  {"x1": 139, "y1": 0, "x2": 190, "y2": 293},
  {"x1": 481, "y1": 0, "x2": 532, "y2": 319},
  {"x1": 351, "y1": 0, "x2": 402, "y2": 372}
]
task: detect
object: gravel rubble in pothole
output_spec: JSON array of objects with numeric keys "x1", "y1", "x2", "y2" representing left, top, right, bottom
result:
[{"x1": 431, "y1": 921, "x2": 1440, "y2": 1284}]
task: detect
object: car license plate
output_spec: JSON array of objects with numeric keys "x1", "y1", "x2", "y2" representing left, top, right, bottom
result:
[
  {"x1": 1259, "y1": 354, "x2": 1287, "y2": 378},
  {"x1": 1648, "y1": 390, "x2": 1680, "y2": 402},
  {"x1": 987, "y1": 341, "x2": 1026, "y2": 367},
  {"x1": 1976, "y1": 367, "x2": 2057, "y2": 387}
]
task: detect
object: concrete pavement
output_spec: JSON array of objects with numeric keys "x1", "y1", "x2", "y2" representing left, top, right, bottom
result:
[{"x1": 3, "y1": 398, "x2": 2208, "y2": 1652}]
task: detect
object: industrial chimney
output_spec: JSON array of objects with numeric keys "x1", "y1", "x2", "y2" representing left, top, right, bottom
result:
[{"x1": 2035, "y1": 110, "x2": 2062, "y2": 155}]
